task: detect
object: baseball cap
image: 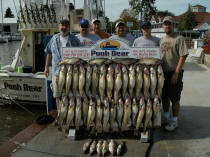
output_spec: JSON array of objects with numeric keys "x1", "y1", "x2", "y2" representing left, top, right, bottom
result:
[
  {"x1": 163, "y1": 16, "x2": 175, "y2": 24},
  {"x1": 92, "y1": 18, "x2": 100, "y2": 24},
  {"x1": 59, "y1": 19, "x2": 70, "y2": 25},
  {"x1": 80, "y1": 19, "x2": 90, "y2": 26},
  {"x1": 141, "y1": 21, "x2": 151, "y2": 28},
  {"x1": 115, "y1": 21, "x2": 125, "y2": 28}
]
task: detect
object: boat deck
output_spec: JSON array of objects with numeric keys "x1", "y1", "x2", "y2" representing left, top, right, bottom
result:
[{"x1": 1, "y1": 61, "x2": 210, "y2": 157}]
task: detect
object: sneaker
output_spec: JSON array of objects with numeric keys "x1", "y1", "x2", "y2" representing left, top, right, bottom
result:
[{"x1": 165, "y1": 121, "x2": 178, "y2": 131}]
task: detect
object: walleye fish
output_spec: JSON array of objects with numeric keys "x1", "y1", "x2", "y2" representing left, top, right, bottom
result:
[
  {"x1": 97, "y1": 140, "x2": 103, "y2": 156},
  {"x1": 117, "y1": 98, "x2": 124, "y2": 128},
  {"x1": 89, "y1": 58, "x2": 107, "y2": 65},
  {"x1": 85, "y1": 65, "x2": 92, "y2": 97},
  {"x1": 75, "y1": 96, "x2": 82, "y2": 130},
  {"x1": 150, "y1": 66, "x2": 157, "y2": 99},
  {"x1": 89, "y1": 140, "x2": 97, "y2": 155},
  {"x1": 109, "y1": 139, "x2": 116, "y2": 156},
  {"x1": 72, "y1": 65, "x2": 79, "y2": 96},
  {"x1": 117, "y1": 141, "x2": 125, "y2": 156},
  {"x1": 110, "y1": 103, "x2": 118, "y2": 132},
  {"x1": 135, "y1": 65, "x2": 143, "y2": 100},
  {"x1": 92, "y1": 65, "x2": 99, "y2": 97},
  {"x1": 135, "y1": 58, "x2": 162, "y2": 65},
  {"x1": 57, "y1": 58, "x2": 83, "y2": 66},
  {"x1": 96, "y1": 97, "x2": 103, "y2": 134},
  {"x1": 132, "y1": 98, "x2": 138, "y2": 126},
  {"x1": 99, "y1": 64, "x2": 106, "y2": 102},
  {"x1": 121, "y1": 97, "x2": 131, "y2": 131},
  {"x1": 128, "y1": 65, "x2": 136, "y2": 98},
  {"x1": 122, "y1": 65, "x2": 128, "y2": 99},
  {"x1": 65, "y1": 97, "x2": 75, "y2": 132},
  {"x1": 106, "y1": 64, "x2": 114, "y2": 101},
  {"x1": 135, "y1": 97, "x2": 145, "y2": 136},
  {"x1": 58, "y1": 96, "x2": 68, "y2": 129},
  {"x1": 114, "y1": 64, "x2": 122, "y2": 104},
  {"x1": 82, "y1": 96, "x2": 89, "y2": 126},
  {"x1": 102, "y1": 140, "x2": 108, "y2": 156},
  {"x1": 153, "y1": 96, "x2": 161, "y2": 128},
  {"x1": 79, "y1": 64, "x2": 85, "y2": 97},
  {"x1": 58, "y1": 65, "x2": 66, "y2": 97},
  {"x1": 143, "y1": 98, "x2": 153, "y2": 132},
  {"x1": 83, "y1": 140, "x2": 92, "y2": 153},
  {"x1": 143, "y1": 67, "x2": 150, "y2": 100},
  {"x1": 103, "y1": 98, "x2": 110, "y2": 132},
  {"x1": 87, "y1": 98, "x2": 96, "y2": 130},
  {"x1": 157, "y1": 65, "x2": 165, "y2": 99},
  {"x1": 65, "y1": 65, "x2": 73, "y2": 96}
]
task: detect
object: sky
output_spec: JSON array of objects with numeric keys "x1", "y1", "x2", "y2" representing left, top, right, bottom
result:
[{"x1": 0, "y1": 0, "x2": 210, "y2": 21}]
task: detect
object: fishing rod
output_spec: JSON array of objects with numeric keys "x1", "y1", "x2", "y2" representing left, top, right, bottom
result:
[
  {"x1": 40, "y1": 0, "x2": 47, "y2": 23},
  {"x1": 30, "y1": 0, "x2": 37, "y2": 24},
  {"x1": 35, "y1": 0, "x2": 42, "y2": 23},
  {"x1": 24, "y1": 0, "x2": 31, "y2": 24},
  {"x1": 19, "y1": 0, "x2": 26, "y2": 24}
]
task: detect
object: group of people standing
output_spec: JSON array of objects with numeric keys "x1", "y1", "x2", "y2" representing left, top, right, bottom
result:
[{"x1": 44, "y1": 16, "x2": 188, "y2": 132}]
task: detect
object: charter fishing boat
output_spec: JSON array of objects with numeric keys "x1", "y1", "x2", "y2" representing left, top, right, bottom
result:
[{"x1": 0, "y1": 0, "x2": 105, "y2": 109}]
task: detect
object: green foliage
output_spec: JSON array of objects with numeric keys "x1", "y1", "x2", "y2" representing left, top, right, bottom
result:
[
  {"x1": 4, "y1": 7, "x2": 14, "y2": 18},
  {"x1": 156, "y1": 10, "x2": 175, "y2": 16},
  {"x1": 178, "y1": 4, "x2": 197, "y2": 31},
  {"x1": 129, "y1": 0, "x2": 156, "y2": 21}
]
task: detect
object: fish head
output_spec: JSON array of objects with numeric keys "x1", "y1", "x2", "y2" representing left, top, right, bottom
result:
[
  {"x1": 73, "y1": 65, "x2": 78, "y2": 71},
  {"x1": 87, "y1": 65, "x2": 92, "y2": 72},
  {"x1": 122, "y1": 65, "x2": 127, "y2": 73},
  {"x1": 144, "y1": 67, "x2": 149, "y2": 75},
  {"x1": 79, "y1": 64, "x2": 84, "y2": 73},
  {"x1": 67, "y1": 65, "x2": 73, "y2": 73},
  {"x1": 140, "y1": 97, "x2": 145, "y2": 107},
  {"x1": 97, "y1": 97, "x2": 101, "y2": 106},
  {"x1": 115, "y1": 64, "x2": 121, "y2": 74},
  {"x1": 108, "y1": 65, "x2": 113, "y2": 74},
  {"x1": 104, "y1": 98, "x2": 109, "y2": 108},
  {"x1": 125, "y1": 96, "x2": 131, "y2": 107},
  {"x1": 147, "y1": 99, "x2": 152, "y2": 108},
  {"x1": 118, "y1": 98, "x2": 123, "y2": 106},
  {"x1": 69, "y1": 97, "x2": 75, "y2": 106},
  {"x1": 76, "y1": 96, "x2": 81, "y2": 106},
  {"x1": 157, "y1": 65, "x2": 163, "y2": 74},
  {"x1": 60, "y1": 65, "x2": 66, "y2": 72},
  {"x1": 133, "y1": 97, "x2": 137, "y2": 105}
]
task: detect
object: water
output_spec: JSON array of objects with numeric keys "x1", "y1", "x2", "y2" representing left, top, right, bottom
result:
[{"x1": 0, "y1": 42, "x2": 45, "y2": 145}]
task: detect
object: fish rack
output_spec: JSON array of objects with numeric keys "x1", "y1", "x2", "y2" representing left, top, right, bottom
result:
[{"x1": 55, "y1": 43, "x2": 164, "y2": 142}]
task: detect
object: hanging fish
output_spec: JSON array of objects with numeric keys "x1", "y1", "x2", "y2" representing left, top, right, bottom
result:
[
  {"x1": 121, "y1": 97, "x2": 131, "y2": 131},
  {"x1": 85, "y1": 65, "x2": 92, "y2": 97},
  {"x1": 79, "y1": 64, "x2": 85, "y2": 97},
  {"x1": 150, "y1": 66, "x2": 157, "y2": 99},
  {"x1": 75, "y1": 96, "x2": 82, "y2": 130},
  {"x1": 91, "y1": 65, "x2": 99, "y2": 97},
  {"x1": 122, "y1": 65, "x2": 129, "y2": 99},
  {"x1": 72, "y1": 65, "x2": 79, "y2": 96},
  {"x1": 143, "y1": 67, "x2": 150, "y2": 100},
  {"x1": 82, "y1": 96, "x2": 89, "y2": 126},
  {"x1": 135, "y1": 97, "x2": 145, "y2": 136},
  {"x1": 87, "y1": 98, "x2": 96, "y2": 130},
  {"x1": 103, "y1": 98, "x2": 110, "y2": 132},
  {"x1": 96, "y1": 97, "x2": 103, "y2": 134},
  {"x1": 58, "y1": 65, "x2": 66, "y2": 98},
  {"x1": 106, "y1": 64, "x2": 114, "y2": 101},
  {"x1": 57, "y1": 96, "x2": 68, "y2": 130},
  {"x1": 128, "y1": 65, "x2": 136, "y2": 98},
  {"x1": 114, "y1": 64, "x2": 122, "y2": 104},
  {"x1": 65, "y1": 65, "x2": 73, "y2": 96},
  {"x1": 143, "y1": 98, "x2": 153, "y2": 132},
  {"x1": 110, "y1": 103, "x2": 118, "y2": 132},
  {"x1": 153, "y1": 96, "x2": 161, "y2": 128},
  {"x1": 117, "y1": 98, "x2": 124, "y2": 129},
  {"x1": 132, "y1": 98, "x2": 138, "y2": 126},
  {"x1": 99, "y1": 64, "x2": 106, "y2": 102},
  {"x1": 65, "y1": 97, "x2": 75, "y2": 132},
  {"x1": 135, "y1": 65, "x2": 143, "y2": 100}
]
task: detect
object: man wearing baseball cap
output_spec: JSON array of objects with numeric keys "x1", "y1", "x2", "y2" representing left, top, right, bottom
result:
[
  {"x1": 90, "y1": 18, "x2": 110, "y2": 39},
  {"x1": 109, "y1": 21, "x2": 135, "y2": 46},
  {"x1": 44, "y1": 19, "x2": 81, "y2": 113},
  {"x1": 133, "y1": 20, "x2": 160, "y2": 47},
  {"x1": 160, "y1": 16, "x2": 188, "y2": 131},
  {"x1": 76, "y1": 19, "x2": 100, "y2": 47}
]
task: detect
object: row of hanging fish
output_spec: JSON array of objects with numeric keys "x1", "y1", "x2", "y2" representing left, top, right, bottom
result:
[
  {"x1": 57, "y1": 94, "x2": 161, "y2": 135},
  {"x1": 83, "y1": 139, "x2": 125, "y2": 156},
  {"x1": 19, "y1": 0, "x2": 57, "y2": 24},
  {"x1": 57, "y1": 58, "x2": 165, "y2": 104}
]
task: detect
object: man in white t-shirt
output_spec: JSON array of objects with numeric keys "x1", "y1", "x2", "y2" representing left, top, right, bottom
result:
[
  {"x1": 76, "y1": 19, "x2": 100, "y2": 47},
  {"x1": 109, "y1": 21, "x2": 135, "y2": 46}
]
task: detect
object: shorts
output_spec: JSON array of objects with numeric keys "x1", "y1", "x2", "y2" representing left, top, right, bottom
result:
[
  {"x1": 162, "y1": 70, "x2": 184, "y2": 103},
  {"x1": 51, "y1": 75, "x2": 60, "y2": 98}
]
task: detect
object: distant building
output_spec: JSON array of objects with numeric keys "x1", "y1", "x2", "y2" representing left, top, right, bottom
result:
[
  {"x1": 191, "y1": 4, "x2": 206, "y2": 13},
  {"x1": 0, "y1": 18, "x2": 18, "y2": 34}
]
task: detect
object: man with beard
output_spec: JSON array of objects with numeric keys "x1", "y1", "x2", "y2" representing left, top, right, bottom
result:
[
  {"x1": 44, "y1": 19, "x2": 81, "y2": 110},
  {"x1": 160, "y1": 16, "x2": 188, "y2": 131},
  {"x1": 109, "y1": 21, "x2": 135, "y2": 46},
  {"x1": 76, "y1": 19, "x2": 100, "y2": 46}
]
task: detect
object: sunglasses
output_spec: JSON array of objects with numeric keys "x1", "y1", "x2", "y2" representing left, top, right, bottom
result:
[{"x1": 81, "y1": 24, "x2": 89, "y2": 28}]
